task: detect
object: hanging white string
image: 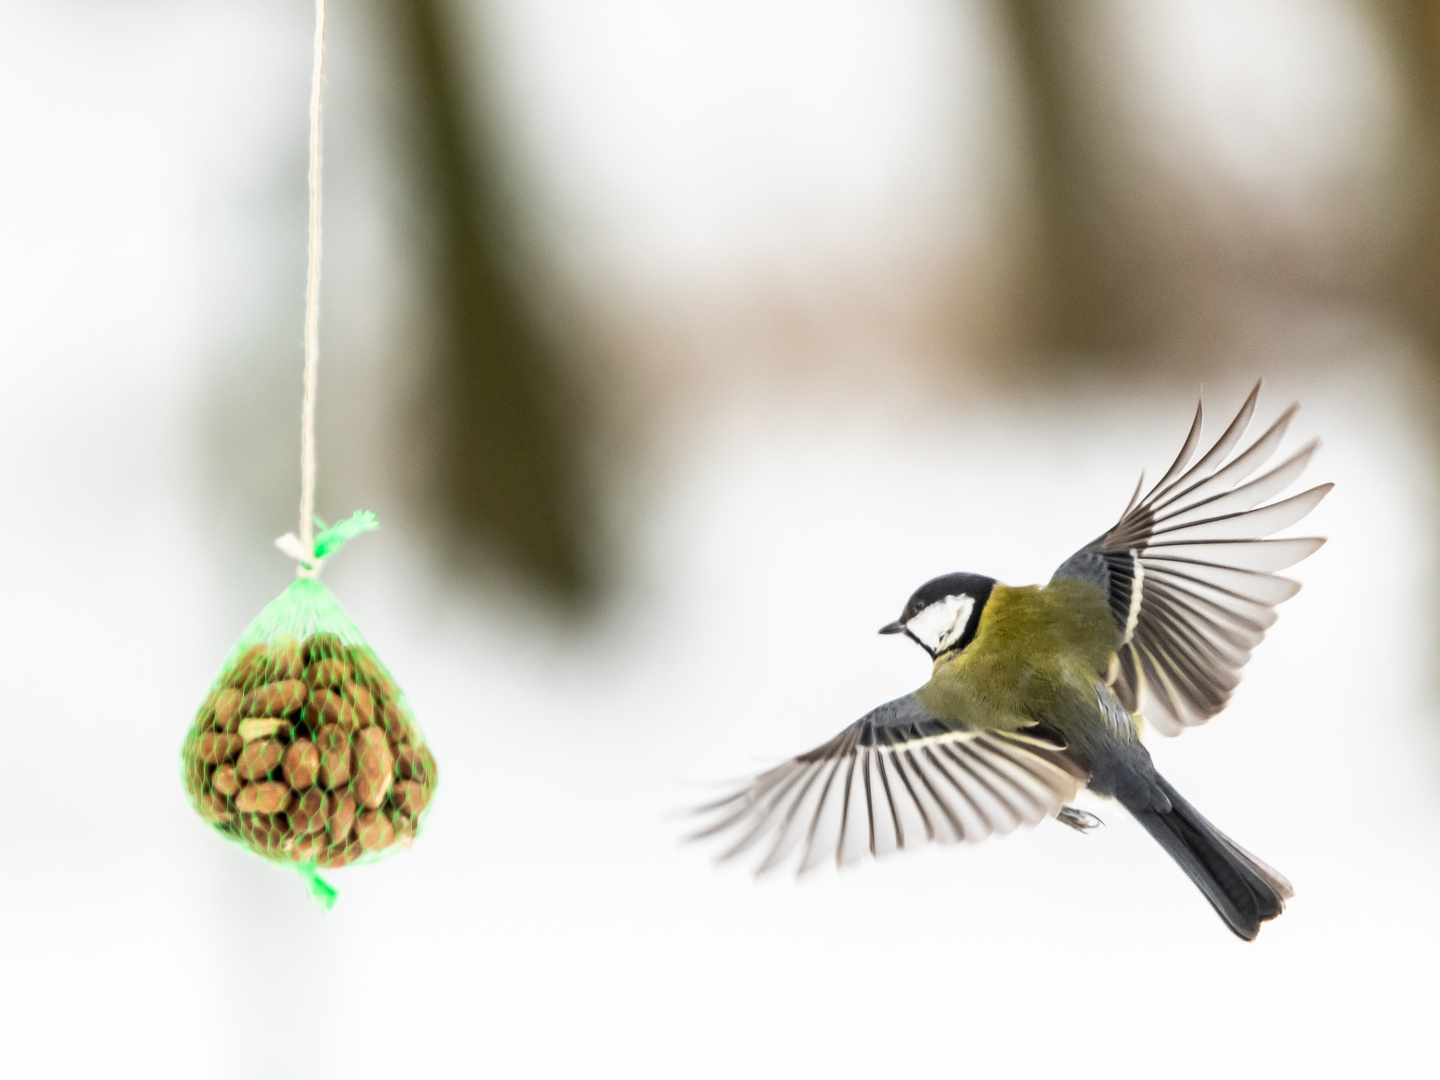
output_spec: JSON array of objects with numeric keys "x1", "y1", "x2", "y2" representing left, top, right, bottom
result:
[{"x1": 279, "y1": 0, "x2": 328, "y2": 576}]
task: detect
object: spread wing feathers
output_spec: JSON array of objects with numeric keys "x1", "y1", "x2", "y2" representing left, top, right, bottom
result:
[
  {"x1": 689, "y1": 696, "x2": 1088, "y2": 876},
  {"x1": 1091, "y1": 383, "x2": 1330, "y2": 736}
]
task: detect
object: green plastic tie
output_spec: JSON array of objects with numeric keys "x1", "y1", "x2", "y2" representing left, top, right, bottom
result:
[
  {"x1": 313, "y1": 510, "x2": 380, "y2": 560},
  {"x1": 300, "y1": 864, "x2": 338, "y2": 910},
  {"x1": 275, "y1": 509, "x2": 379, "y2": 576}
]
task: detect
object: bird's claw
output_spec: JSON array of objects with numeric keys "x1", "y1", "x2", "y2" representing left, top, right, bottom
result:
[{"x1": 1057, "y1": 805, "x2": 1104, "y2": 833}]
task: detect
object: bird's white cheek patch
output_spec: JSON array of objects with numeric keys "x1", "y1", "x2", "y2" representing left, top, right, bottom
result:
[{"x1": 906, "y1": 594, "x2": 975, "y2": 653}]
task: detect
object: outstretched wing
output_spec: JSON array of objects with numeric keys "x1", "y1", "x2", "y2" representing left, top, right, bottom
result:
[
  {"x1": 1054, "y1": 382, "x2": 1330, "y2": 736},
  {"x1": 689, "y1": 695, "x2": 1088, "y2": 876}
]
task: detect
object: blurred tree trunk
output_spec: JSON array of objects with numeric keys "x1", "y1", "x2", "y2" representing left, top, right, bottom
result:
[
  {"x1": 378, "y1": 0, "x2": 594, "y2": 601},
  {"x1": 999, "y1": 0, "x2": 1158, "y2": 357},
  {"x1": 1368, "y1": 0, "x2": 1440, "y2": 359},
  {"x1": 1004, "y1": 0, "x2": 1440, "y2": 365}
]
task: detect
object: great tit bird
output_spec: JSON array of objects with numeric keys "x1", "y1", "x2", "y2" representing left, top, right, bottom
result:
[{"x1": 692, "y1": 384, "x2": 1329, "y2": 940}]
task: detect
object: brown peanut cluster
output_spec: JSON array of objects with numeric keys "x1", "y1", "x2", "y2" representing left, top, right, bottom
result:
[{"x1": 184, "y1": 632, "x2": 436, "y2": 867}]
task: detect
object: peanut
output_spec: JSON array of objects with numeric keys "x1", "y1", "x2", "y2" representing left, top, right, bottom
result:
[
  {"x1": 305, "y1": 657, "x2": 350, "y2": 689},
  {"x1": 315, "y1": 724, "x2": 351, "y2": 789},
  {"x1": 183, "y1": 744, "x2": 207, "y2": 798},
  {"x1": 347, "y1": 647, "x2": 396, "y2": 701},
  {"x1": 303, "y1": 632, "x2": 345, "y2": 664},
  {"x1": 328, "y1": 793, "x2": 357, "y2": 842},
  {"x1": 289, "y1": 833, "x2": 328, "y2": 862},
  {"x1": 356, "y1": 810, "x2": 395, "y2": 852},
  {"x1": 344, "y1": 683, "x2": 374, "y2": 726},
  {"x1": 236, "y1": 738, "x2": 284, "y2": 780},
  {"x1": 238, "y1": 717, "x2": 290, "y2": 743},
  {"x1": 283, "y1": 739, "x2": 320, "y2": 789},
  {"x1": 236, "y1": 781, "x2": 292, "y2": 814},
  {"x1": 307, "y1": 687, "x2": 346, "y2": 726},
  {"x1": 196, "y1": 732, "x2": 243, "y2": 765},
  {"x1": 211, "y1": 688, "x2": 243, "y2": 732},
  {"x1": 347, "y1": 646, "x2": 384, "y2": 681},
  {"x1": 263, "y1": 638, "x2": 303, "y2": 681},
  {"x1": 200, "y1": 792, "x2": 233, "y2": 823},
  {"x1": 239, "y1": 813, "x2": 292, "y2": 856},
  {"x1": 354, "y1": 728, "x2": 394, "y2": 809},
  {"x1": 239, "y1": 679, "x2": 307, "y2": 717},
  {"x1": 212, "y1": 764, "x2": 241, "y2": 797},
  {"x1": 316, "y1": 842, "x2": 362, "y2": 869},
  {"x1": 378, "y1": 700, "x2": 412, "y2": 742},
  {"x1": 225, "y1": 644, "x2": 268, "y2": 688},
  {"x1": 390, "y1": 780, "x2": 429, "y2": 817},
  {"x1": 392, "y1": 811, "x2": 416, "y2": 849},
  {"x1": 288, "y1": 787, "x2": 330, "y2": 834},
  {"x1": 394, "y1": 744, "x2": 435, "y2": 785}
]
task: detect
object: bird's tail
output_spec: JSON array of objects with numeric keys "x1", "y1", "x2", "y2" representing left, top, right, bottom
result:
[{"x1": 1120, "y1": 774, "x2": 1293, "y2": 941}]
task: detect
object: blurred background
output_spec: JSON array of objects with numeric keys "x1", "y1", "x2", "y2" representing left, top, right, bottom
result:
[{"x1": 2, "y1": 1, "x2": 1438, "y2": 1076}]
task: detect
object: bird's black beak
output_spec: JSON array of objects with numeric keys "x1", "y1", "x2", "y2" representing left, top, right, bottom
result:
[{"x1": 878, "y1": 620, "x2": 904, "y2": 635}]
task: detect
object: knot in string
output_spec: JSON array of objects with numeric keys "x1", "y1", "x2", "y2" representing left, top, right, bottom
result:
[{"x1": 276, "y1": 510, "x2": 379, "y2": 578}]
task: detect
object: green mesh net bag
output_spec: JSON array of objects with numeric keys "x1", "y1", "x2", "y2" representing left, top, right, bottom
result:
[{"x1": 182, "y1": 513, "x2": 438, "y2": 907}]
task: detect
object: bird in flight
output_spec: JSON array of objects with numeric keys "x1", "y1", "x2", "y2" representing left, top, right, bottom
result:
[{"x1": 691, "y1": 384, "x2": 1329, "y2": 940}]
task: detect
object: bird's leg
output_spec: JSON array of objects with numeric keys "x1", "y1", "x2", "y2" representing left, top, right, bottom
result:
[{"x1": 1057, "y1": 805, "x2": 1104, "y2": 833}]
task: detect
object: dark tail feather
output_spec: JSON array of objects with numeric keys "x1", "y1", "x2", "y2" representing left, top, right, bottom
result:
[{"x1": 1121, "y1": 775, "x2": 1292, "y2": 941}]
